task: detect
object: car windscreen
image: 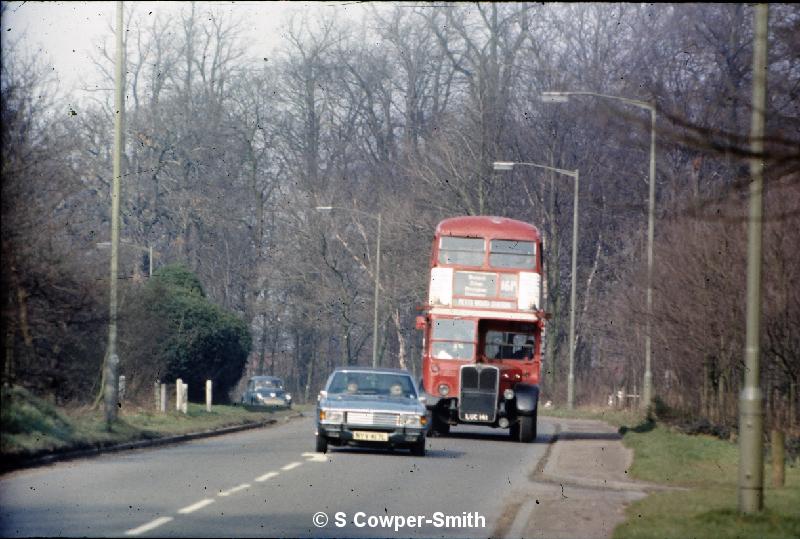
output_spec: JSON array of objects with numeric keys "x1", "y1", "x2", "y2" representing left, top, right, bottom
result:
[
  {"x1": 254, "y1": 380, "x2": 279, "y2": 389},
  {"x1": 327, "y1": 372, "x2": 417, "y2": 398}
]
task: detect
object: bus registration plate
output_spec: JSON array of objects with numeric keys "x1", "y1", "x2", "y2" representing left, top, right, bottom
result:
[
  {"x1": 353, "y1": 431, "x2": 389, "y2": 442},
  {"x1": 463, "y1": 413, "x2": 490, "y2": 421}
]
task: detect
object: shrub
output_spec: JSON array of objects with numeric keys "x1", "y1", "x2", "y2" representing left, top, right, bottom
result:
[{"x1": 119, "y1": 265, "x2": 251, "y2": 403}]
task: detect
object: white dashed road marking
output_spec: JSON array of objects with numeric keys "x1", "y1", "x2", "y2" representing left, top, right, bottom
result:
[
  {"x1": 255, "y1": 471, "x2": 280, "y2": 482},
  {"x1": 177, "y1": 498, "x2": 215, "y2": 514},
  {"x1": 123, "y1": 458, "x2": 308, "y2": 535},
  {"x1": 125, "y1": 516, "x2": 174, "y2": 536},
  {"x1": 218, "y1": 483, "x2": 251, "y2": 497}
]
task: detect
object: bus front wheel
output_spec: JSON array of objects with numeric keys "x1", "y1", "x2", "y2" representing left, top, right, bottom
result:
[
  {"x1": 428, "y1": 410, "x2": 450, "y2": 436},
  {"x1": 517, "y1": 413, "x2": 537, "y2": 443}
]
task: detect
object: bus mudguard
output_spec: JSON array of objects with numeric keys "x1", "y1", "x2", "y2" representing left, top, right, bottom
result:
[{"x1": 514, "y1": 384, "x2": 539, "y2": 416}]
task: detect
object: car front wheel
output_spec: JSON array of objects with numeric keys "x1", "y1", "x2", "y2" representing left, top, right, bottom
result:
[
  {"x1": 315, "y1": 433, "x2": 328, "y2": 453},
  {"x1": 410, "y1": 437, "x2": 426, "y2": 457}
]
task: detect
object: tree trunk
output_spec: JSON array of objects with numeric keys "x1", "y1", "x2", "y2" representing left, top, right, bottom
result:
[
  {"x1": 304, "y1": 351, "x2": 315, "y2": 403},
  {"x1": 393, "y1": 308, "x2": 407, "y2": 370}
]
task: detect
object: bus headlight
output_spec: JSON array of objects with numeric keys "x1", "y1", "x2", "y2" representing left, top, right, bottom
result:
[
  {"x1": 438, "y1": 384, "x2": 450, "y2": 396},
  {"x1": 504, "y1": 389, "x2": 515, "y2": 400}
]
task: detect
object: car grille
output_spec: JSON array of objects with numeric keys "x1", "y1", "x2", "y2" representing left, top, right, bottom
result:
[
  {"x1": 346, "y1": 411, "x2": 399, "y2": 427},
  {"x1": 459, "y1": 365, "x2": 499, "y2": 423}
]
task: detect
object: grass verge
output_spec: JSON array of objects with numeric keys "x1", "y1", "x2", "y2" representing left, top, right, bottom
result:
[
  {"x1": 542, "y1": 406, "x2": 800, "y2": 538},
  {"x1": 615, "y1": 423, "x2": 800, "y2": 539},
  {"x1": 1, "y1": 385, "x2": 306, "y2": 469}
]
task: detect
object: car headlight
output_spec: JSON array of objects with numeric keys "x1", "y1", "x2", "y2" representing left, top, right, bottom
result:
[
  {"x1": 285, "y1": 393, "x2": 292, "y2": 401},
  {"x1": 319, "y1": 409, "x2": 344, "y2": 423},
  {"x1": 438, "y1": 384, "x2": 450, "y2": 396},
  {"x1": 398, "y1": 414, "x2": 424, "y2": 427},
  {"x1": 256, "y1": 393, "x2": 266, "y2": 401},
  {"x1": 504, "y1": 389, "x2": 515, "y2": 400}
]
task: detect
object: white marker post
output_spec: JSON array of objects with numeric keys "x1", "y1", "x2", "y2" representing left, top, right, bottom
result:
[
  {"x1": 181, "y1": 382, "x2": 188, "y2": 414},
  {"x1": 176, "y1": 378, "x2": 183, "y2": 411},
  {"x1": 206, "y1": 380, "x2": 212, "y2": 412},
  {"x1": 160, "y1": 383, "x2": 167, "y2": 412}
]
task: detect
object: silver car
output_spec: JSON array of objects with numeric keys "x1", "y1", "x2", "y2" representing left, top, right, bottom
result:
[
  {"x1": 315, "y1": 367, "x2": 428, "y2": 456},
  {"x1": 241, "y1": 376, "x2": 292, "y2": 408}
]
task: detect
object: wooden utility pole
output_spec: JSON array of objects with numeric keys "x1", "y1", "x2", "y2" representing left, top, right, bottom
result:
[{"x1": 104, "y1": 1, "x2": 125, "y2": 427}]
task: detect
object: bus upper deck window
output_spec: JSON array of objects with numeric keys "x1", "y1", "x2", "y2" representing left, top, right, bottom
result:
[
  {"x1": 439, "y1": 237, "x2": 484, "y2": 266},
  {"x1": 489, "y1": 240, "x2": 536, "y2": 269}
]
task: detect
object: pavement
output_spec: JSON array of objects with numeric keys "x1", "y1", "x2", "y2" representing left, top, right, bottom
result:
[{"x1": 502, "y1": 417, "x2": 673, "y2": 539}]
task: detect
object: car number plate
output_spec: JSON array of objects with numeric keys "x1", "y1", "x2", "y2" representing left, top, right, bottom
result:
[{"x1": 353, "y1": 431, "x2": 389, "y2": 442}]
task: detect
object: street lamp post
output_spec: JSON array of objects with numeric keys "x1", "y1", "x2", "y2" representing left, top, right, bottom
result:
[
  {"x1": 542, "y1": 90, "x2": 656, "y2": 410},
  {"x1": 316, "y1": 206, "x2": 382, "y2": 368},
  {"x1": 493, "y1": 161, "x2": 579, "y2": 409},
  {"x1": 739, "y1": 3, "x2": 768, "y2": 514}
]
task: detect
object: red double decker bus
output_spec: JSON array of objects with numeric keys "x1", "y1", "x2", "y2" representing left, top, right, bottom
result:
[{"x1": 416, "y1": 216, "x2": 545, "y2": 442}]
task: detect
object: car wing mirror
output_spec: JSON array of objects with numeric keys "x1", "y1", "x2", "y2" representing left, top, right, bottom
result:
[
  {"x1": 418, "y1": 396, "x2": 427, "y2": 405},
  {"x1": 317, "y1": 390, "x2": 327, "y2": 402}
]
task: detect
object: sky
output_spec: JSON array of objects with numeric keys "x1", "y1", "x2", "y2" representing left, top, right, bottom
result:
[{"x1": 2, "y1": 1, "x2": 370, "y2": 96}]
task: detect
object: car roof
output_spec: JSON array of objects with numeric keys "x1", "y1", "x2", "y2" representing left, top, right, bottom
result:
[{"x1": 330, "y1": 367, "x2": 412, "y2": 376}]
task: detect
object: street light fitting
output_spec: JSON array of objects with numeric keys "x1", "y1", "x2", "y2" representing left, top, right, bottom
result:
[
  {"x1": 492, "y1": 161, "x2": 515, "y2": 171},
  {"x1": 540, "y1": 93, "x2": 569, "y2": 103}
]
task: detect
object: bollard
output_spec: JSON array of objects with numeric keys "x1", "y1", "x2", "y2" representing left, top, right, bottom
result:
[
  {"x1": 160, "y1": 383, "x2": 167, "y2": 413},
  {"x1": 176, "y1": 378, "x2": 183, "y2": 411},
  {"x1": 206, "y1": 380, "x2": 212, "y2": 412},
  {"x1": 119, "y1": 375, "x2": 126, "y2": 402},
  {"x1": 181, "y1": 382, "x2": 188, "y2": 414},
  {"x1": 154, "y1": 380, "x2": 160, "y2": 411},
  {"x1": 772, "y1": 429, "x2": 785, "y2": 488}
]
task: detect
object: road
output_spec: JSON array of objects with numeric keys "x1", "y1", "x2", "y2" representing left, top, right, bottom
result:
[{"x1": 0, "y1": 416, "x2": 556, "y2": 538}]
